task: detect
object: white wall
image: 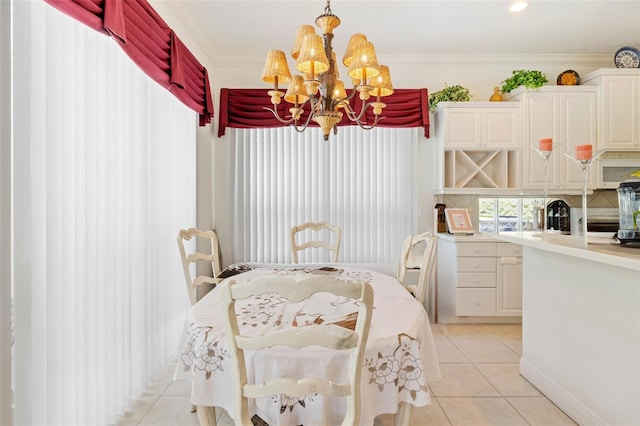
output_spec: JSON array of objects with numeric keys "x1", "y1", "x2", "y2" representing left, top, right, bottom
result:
[{"x1": 151, "y1": 2, "x2": 612, "y2": 266}]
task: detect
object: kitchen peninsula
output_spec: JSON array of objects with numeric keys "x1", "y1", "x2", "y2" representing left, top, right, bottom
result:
[{"x1": 496, "y1": 232, "x2": 640, "y2": 426}]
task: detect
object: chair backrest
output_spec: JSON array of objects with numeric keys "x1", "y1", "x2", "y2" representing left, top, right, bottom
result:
[
  {"x1": 220, "y1": 275, "x2": 374, "y2": 426},
  {"x1": 405, "y1": 233, "x2": 438, "y2": 307},
  {"x1": 290, "y1": 221, "x2": 342, "y2": 263},
  {"x1": 397, "y1": 232, "x2": 437, "y2": 306},
  {"x1": 396, "y1": 231, "x2": 432, "y2": 284},
  {"x1": 177, "y1": 228, "x2": 222, "y2": 305}
]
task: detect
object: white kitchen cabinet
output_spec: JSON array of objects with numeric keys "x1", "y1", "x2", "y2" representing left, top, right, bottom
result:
[
  {"x1": 437, "y1": 103, "x2": 519, "y2": 149},
  {"x1": 434, "y1": 102, "x2": 520, "y2": 193},
  {"x1": 496, "y1": 242, "x2": 523, "y2": 316},
  {"x1": 582, "y1": 68, "x2": 640, "y2": 151},
  {"x1": 509, "y1": 87, "x2": 597, "y2": 192},
  {"x1": 436, "y1": 236, "x2": 522, "y2": 323}
]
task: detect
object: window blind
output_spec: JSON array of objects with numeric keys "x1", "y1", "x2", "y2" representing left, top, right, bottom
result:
[
  {"x1": 231, "y1": 126, "x2": 419, "y2": 274},
  {"x1": 12, "y1": 2, "x2": 195, "y2": 423}
]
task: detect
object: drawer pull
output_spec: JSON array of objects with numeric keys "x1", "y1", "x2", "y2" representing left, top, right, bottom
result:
[
  {"x1": 474, "y1": 300, "x2": 480, "y2": 306},
  {"x1": 474, "y1": 278, "x2": 480, "y2": 283}
]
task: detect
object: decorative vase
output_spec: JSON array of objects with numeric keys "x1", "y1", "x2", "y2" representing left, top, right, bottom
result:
[{"x1": 489, "y1": 86, "x2": 503, "y2": 102}]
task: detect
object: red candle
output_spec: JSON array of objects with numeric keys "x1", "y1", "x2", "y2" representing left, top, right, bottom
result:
[
  {"x1": 575, "y1": 144, "x2": 593, "y2": 161},
  {"x1": 539, "y1": 138, "x2": 553, "y2": 152}
]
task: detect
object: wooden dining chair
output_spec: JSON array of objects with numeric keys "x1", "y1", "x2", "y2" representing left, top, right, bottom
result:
[
  {"x1": 290, "y1": 221, "x2": 342, "y2": 263},
  {"x1": 219, "y1": 275, "x2": 374, "y2": 426},
  {"x1": 397, "y1": 232, "x2": 438, "y2": 308},
  {"x1": 177, "y1": 228, "x2": 222, "y2": 306}
]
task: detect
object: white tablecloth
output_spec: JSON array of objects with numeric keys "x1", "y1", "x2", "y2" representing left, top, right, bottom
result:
[{"x1": 175, "y1": 265, "x2": 441, "y2": 425}]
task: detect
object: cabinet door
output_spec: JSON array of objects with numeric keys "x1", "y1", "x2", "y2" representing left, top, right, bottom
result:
[
  {"x1": 560, "y1": 92, "x2": 597, "y2": 187},
  {"x1": 601, "y1": 76, "x2": 640, "y2": 150},
  {"x1": 496, "y1": 257, "x2": 522, "y2": 316},
  {"x1": 521, "y1": 91, "x2": 596, "y2": 191},
  {"x1": 522, "y1": 93, "x2": 560, "y2": 189},
  {"x1": 444, "y1": 109, "x2": 481, "y2": 148},
  {"x1": 484, "y1": 108, "x2": 519, "y2": 148}
]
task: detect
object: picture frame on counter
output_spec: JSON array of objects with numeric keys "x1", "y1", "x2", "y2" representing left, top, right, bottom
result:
[{"x1": 445, "y1": 208, "x2": 474, "y2": 234}]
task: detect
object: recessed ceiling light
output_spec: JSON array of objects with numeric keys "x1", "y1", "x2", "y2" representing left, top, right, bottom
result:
[{"x1": 509, "y1": 0, "x2": 530, "y2": 12}]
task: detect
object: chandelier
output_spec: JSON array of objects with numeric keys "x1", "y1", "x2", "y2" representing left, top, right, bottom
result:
[{"x1": 261, "y1": 0, "x2": 393, "y2": 141}]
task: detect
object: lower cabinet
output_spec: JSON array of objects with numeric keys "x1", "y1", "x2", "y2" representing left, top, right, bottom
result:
[
  {"x1": 496, "y1": 244, "x2": 523, "y2": 316},
  {"x1": 437, "y1": 237, "x2": 522, "y2": 323}
]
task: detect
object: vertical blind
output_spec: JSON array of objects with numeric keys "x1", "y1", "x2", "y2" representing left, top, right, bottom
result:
[
  {"x1": 231, "y1": 126, "x2": 419, "y2": 274},
  {"x1": 12, "y1": 2, "x2": 195, "y2": 424},
  {"x1": 0, "y1": 0, "x2": 11, "y2": 424}
]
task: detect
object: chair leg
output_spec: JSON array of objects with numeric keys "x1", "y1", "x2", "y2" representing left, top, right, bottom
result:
[
  {"x1": 196, "y1": 405, "x2": 217, "y2": 426},
  {"x1": 394, "y1": 402, "x2": 412, "y2": 426}
]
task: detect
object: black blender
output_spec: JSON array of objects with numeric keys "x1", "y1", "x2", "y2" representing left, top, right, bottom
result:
[{"x1": 617, "y1": 178, "x2": 640, "y2": 246}]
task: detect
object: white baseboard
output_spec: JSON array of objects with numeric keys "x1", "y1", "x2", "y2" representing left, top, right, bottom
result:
[{"x1": 519, "y1": 358, "x2": 604, "y2": 426}]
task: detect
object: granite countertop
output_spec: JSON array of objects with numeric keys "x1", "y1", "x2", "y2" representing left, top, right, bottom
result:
[{"x1": 494, "y1": 231, "x2": 640, "y2": 271}]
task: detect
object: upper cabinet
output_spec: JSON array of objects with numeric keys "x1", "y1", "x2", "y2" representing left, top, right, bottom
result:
[
  {"x1": 433, "y1": 102, "x2": 520, "y2": 193},
  {"x1": 506, "y1": 87, "x2": 597, "y2": 192},
  {"x1": 432, "y1": 69, "x2": 638, "y2": 195},
  {"x1": 582, "y1": 69, "x2": 640, "y2": 151}
]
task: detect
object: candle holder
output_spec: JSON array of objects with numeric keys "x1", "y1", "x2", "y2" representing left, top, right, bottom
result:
[
  {"x1": 564, "y1": 149, "x2": 605, "y2": 247},
  {"x1": 532, "y1": 145, "x2": 559, "y2": 233}
]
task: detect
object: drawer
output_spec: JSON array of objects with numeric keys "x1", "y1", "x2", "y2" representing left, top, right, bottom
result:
[
  {"x1": 457, "y1": 242, "x2": 496, "y2": 257},
  {"x1": 457, "y1": 257, "x2": 496, "y2": 273},
  {"x1": 458, "y1": 272, "x2": 496, "y2": 288},
  {"x1": 496, "y1": 242, "x2": 522, "y2": 257},
  {"x1": 456, "y1": 288, "x2": 497, "y2": 316}
]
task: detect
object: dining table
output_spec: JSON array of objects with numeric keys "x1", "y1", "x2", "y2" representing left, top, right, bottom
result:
[{"x1": 175, "y1": 263, "x2": 442, "y2": 426}]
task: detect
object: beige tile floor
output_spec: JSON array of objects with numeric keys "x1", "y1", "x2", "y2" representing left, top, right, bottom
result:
[{"x1": 114, "y1": 323, "x2": 577, "y2": 426}]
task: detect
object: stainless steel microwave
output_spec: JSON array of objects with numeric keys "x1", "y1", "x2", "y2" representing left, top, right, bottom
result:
[{"x1": 596, "y1": 153, "x2": 640, "y2": 189}]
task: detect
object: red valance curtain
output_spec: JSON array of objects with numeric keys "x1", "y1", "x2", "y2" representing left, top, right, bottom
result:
[
  {"x1": 218, "y1": 88, "x2": 430, "y2": 138},
  {"x1": 44, "y1": 0, "x2": 214, "y2": 126}
]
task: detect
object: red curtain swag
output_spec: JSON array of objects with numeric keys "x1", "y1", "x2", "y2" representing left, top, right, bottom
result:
[
  {"x1": 218, "y1": 88, "x2": 430, "y2": 138},
  {"x1": 44, "y1": 0, "x2": 214, "y2": 126}
]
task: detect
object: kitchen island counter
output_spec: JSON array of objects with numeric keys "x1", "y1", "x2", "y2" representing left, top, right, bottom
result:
[
  {"x1": 496, "y1": 231, "x2": 639, "y2": 270},
  {"x1": 493, "y1": 231, "x2": 639, "y2": 426}
]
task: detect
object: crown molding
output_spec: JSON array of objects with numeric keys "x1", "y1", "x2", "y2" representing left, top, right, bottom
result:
[{"x1": 208, "y1": 53, "x2": 613, "y2": 69}]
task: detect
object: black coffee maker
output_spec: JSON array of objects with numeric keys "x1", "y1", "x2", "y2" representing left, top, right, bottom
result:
[{"x1": 547, "y1": 199, "x2": 571, "y2": 234}]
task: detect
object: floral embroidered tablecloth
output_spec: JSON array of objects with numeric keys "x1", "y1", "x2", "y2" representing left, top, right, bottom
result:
[{"x1": 175, "y1": 265, "x2": 441, "y2": 425}]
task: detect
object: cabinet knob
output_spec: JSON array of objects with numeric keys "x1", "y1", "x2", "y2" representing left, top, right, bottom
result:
[
  {"x1": 474, "y1": 300, "x2": 480, "y2": 306},
  {"x1": 474, "y1": 278, "x2": 480, "y2": 283}
]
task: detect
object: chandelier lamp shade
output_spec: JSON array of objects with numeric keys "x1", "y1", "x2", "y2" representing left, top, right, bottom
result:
[{"x1": 261, "y1": 0, "x2": 393, "y2": 140}]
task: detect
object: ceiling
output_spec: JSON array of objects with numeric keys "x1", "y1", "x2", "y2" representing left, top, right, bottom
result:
[{"x1": 155, "y1": 0, "x2": 640, "y2": 67}]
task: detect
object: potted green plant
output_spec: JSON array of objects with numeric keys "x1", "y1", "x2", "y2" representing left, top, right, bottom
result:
[
  {"x1": 500, "y1": 69, "x2": 548, "y2": 93},
  {"x1": 429, "y1": 84, "x2": 472, "y2": 112}
]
